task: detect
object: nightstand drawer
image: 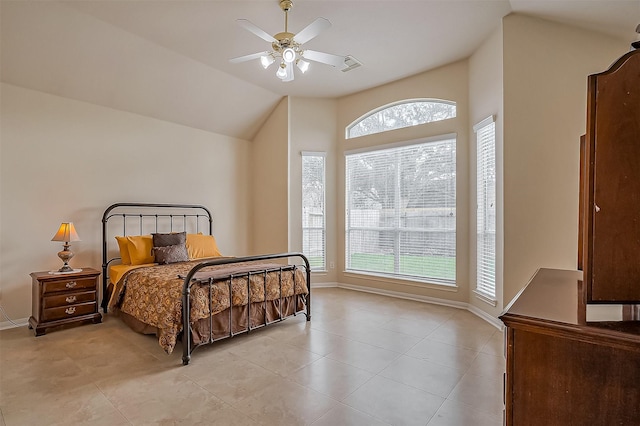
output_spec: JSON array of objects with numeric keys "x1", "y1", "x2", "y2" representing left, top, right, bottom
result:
[
  {"x1": 43, "y1": 277, "x2": 96, "y2": 294},
  {"x1": 43, "y1": 291, "x2": 96, "y2": 309},
  {"x1": 43, "y1": 302, "x2": 97, "y2": 321}
]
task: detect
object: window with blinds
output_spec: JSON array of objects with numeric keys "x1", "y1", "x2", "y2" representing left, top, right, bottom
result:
[
  {"x1": 302, "y1": 153, "x2": 326, "y2": 271},
  {"x1": 345, "y1": 137, "x2": 456, "y2": 284},
  {"x1": 474, "y1": 116, "x2": 496, "y2": 302}
]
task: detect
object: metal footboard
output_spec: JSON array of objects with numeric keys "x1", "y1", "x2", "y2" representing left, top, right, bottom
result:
[{"x1": 181, "y1": 252, "x2": 311, "y2": 365}]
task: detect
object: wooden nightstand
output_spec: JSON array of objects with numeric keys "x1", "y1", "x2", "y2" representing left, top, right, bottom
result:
[{"x1": 28, "y1": 267, "x2": 102, "y2": 336}]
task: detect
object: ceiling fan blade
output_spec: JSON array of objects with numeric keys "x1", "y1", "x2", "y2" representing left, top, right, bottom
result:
[
  {"x1": 303, "y1": 50, "x2": 346, "y2": 68},
  {"x1": 237, "y1": 19, "x2": 277, "y2": 43},
  {"x1": 229, "y1": 51, "x2": 271, "y2": 64},
  {"x1": 294, "y1": 17, "x2": 331, "y2": 45},
  {"x1": 284, "y1": 62, "x2": 295, "y2": 82}
]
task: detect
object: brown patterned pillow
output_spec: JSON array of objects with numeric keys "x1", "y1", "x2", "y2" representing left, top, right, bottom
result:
[
  {"x1": 152, "y1": 232, "x2": 186, "y2": 248},
  {"x1": 154, "y1": 244, "x2": 189, "y2": 264}
]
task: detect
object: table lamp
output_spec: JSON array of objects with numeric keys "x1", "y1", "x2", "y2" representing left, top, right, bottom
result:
[{"x1": 51, "y1": 222, "x2": 81, "y2": 272}]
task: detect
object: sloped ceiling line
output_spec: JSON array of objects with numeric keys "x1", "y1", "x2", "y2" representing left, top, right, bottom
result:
[{"x1": 2, "y1": 1, "x2": 636, "y2": 140}]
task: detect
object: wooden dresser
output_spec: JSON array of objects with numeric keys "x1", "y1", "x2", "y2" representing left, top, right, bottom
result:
[
  {"x1": 28, "y1": 267, "x2": 102, "y2": 336},
  {"x1": 500, "y1": 268, "x2": 640, "y2": 425}
]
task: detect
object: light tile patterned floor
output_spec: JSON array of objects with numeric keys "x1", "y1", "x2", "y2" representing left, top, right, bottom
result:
[{"x1": 0, "y1": 288, "x2": 504, "y2": 425}]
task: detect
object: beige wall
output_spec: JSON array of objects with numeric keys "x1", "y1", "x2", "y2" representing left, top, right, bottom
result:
[
  {"x1": 1, "y1": 14, "x2": 631, "y2": 326},
  {"x1": 331, "y1": 15, "x2": 627, "y2": 312},
  {"x1": 250, "y1": 96, "x2": 340, "y2": 282},
  {"x1": 0, "y1": 83, "x2": 252, "y2": 322},
  {"x1": 501, "y1": 14, "x2": 629, "y2": 305},
  {"x1": 1, "y1": 1, "x2": 280, "y2": 141},
  {"x1": 336, "y1": 60, "x2": 470, "y2": 303},
  {"x1": 468, "y1": 25, "x2": 504, "y2": 317},
  {"x1": 288, "y1": 97, "x2": 339, "y2": 284},
  {"x1": 250, "y1": 97, "x2": 289, "y2": 255}
]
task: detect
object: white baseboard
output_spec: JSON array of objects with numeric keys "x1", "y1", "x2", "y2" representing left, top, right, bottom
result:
[
  {"x1": 338, "y1": 282, "x2": 468, "y2": 310},
  {"x1": 311, "y1": 281, "x2": 339, "y2": 288},
  {"x1": 0, "y1": 317, "x2": 29, "y2": 331},
  {"x1": 331, "y1": 282, "x2": 502, "y2": 330},
  {"x1": 0, "y1": 285, "x2": 503, "y2": 331},
  {"x1": 467, "y1": 304, "x2": 504, "y2": 330}
]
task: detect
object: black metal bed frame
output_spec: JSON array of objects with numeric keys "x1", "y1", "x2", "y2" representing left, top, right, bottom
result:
[
  {"x1": 101, "y1": 203, "x2": 311, "y2": 365},
  {"x1": 102, "y1": 202, "x2": 213, "y2": 312},
  {"x1": 180, "y1": 252, "x2": 310, "y2": 365}
]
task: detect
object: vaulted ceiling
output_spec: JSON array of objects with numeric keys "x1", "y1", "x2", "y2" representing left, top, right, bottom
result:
[{"x1": 2, "y1": 1, "x2": 638, "y2": 140}]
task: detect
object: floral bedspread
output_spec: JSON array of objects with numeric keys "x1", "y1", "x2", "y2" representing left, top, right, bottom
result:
[{"x1": 109, "y1": 259, "x2": 308, "y2": 353}]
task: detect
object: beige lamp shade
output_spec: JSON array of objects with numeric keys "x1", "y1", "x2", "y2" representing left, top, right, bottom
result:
[{"x1": 51, "y1": 222, "x2": 81, "y2": 242}]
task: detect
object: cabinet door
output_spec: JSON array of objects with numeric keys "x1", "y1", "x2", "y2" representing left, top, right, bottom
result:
[
  {"x1": 585, "y1": 49, "x2": 640, "y2": 303},
  {"x1": 510, "y1": 328, "x2": 640, "y2": 425}
]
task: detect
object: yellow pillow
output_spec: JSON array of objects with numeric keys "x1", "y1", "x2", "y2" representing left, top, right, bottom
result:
[
  {"x1": 126, "y1": 235, "x2": 154, "y2": 265},
  {"x1": 115, "y1": 236, "x2": 131, "y2": 265},
  {"x1": 186, "y1": 233, "x2": 222, "y2": 259}
]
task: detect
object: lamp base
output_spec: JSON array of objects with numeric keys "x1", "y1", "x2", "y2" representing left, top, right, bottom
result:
[
  {"x1": 48, "y1": 269, "x2": 82, "y2": 275},
  {"x1": 58, "y1": 263, "x2": 74, "y2": 273},
  {"x1": 57, "y1": 245, "x2": 74, "y2": 273}
]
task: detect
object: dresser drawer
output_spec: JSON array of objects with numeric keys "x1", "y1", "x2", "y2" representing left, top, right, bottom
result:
[
  {"x1": 43, "y1": 291, "x2": 96, "y2": 309},
  {"x1": 43, "y1": 277, "x2": 96, "y2": 294},
  {"x1": 43, "y1": 302, "x2": 96, "y2": 321}
]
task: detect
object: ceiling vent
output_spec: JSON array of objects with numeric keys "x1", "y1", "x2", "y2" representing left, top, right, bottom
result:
[{"x1": 341, "y1": 55, "x2": 362, "y2": 72}]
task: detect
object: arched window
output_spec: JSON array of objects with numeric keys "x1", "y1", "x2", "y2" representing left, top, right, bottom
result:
[{"x1": 346, "y1": 99, "x2": 456, "y2": 139}]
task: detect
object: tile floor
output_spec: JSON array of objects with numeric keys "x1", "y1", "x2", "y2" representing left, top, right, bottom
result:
[{"x1": 0, "y1": 287, "x2": 504, "y2": 426}]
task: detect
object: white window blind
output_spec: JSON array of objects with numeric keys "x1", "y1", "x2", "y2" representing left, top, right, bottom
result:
[
  {"x1": 302, "y1": 153, "x2": 326, "y2": 271},
  {"x1": 345, "y1": 137, "x2": 456, "y2": 284},
  {"x1": 474, "y1": 117, "x2": 496, "y2": 301}
]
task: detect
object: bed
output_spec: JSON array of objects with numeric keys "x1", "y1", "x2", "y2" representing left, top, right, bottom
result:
[{"x1": 101, "y1": 203, "x2": 311, "y2": 365}]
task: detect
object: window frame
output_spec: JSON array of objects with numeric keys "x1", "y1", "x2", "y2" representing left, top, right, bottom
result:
[
  {"x1": 473, "y1": 115, "x2": 497, "y2": 305},
  {"x1": 344, "y1": 134, "x2": 457, "y2": 286},
  {"x1": 346, "y1": 98, "x2": 457, "y2": 139},
  {"x1": 301, "y1": 151, "x2": 327, "y2": 272}
]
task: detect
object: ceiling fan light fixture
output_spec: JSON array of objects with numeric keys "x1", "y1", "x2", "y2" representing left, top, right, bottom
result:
[
  {"x1": 260, "y1": 54, "x2": 275, "y2": 69},
  {"x1": 276, "y1": 62, "x2": 288, "y2": 79},
  {"x1": 231, "y1": 0, "x2": 353, "y2": 82},
  {"x1": 296, "y1": 58, "x2": 310, "y2": 73},
  {"x1": 282, "y1": 47, "x2": 296, "y2": 63}
]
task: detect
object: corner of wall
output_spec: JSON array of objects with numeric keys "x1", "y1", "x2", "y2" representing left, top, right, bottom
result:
[
  {"x1": 249, "y1": 96, "x2": 290, "y2": 255},
  {"x1": 468, "y1": 22, "x2": 505, "y2": 319}
]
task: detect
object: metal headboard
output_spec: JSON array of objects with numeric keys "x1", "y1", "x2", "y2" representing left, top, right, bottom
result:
[{"x1": 101, "y1": 203, "x2": 213, "y2": 312}]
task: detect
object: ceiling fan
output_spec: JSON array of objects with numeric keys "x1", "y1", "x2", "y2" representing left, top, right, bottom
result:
[{"x1": 230, "y1": 0, "x2": 350, "y2": 82}]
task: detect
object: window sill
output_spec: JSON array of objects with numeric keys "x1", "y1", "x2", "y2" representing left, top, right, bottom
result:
[
  {"x1": 343, "y1": 270, "x2": 458, "y2": 292},
  {"x1": 473, "y1": 289, "x2": 497, "y2": 307}
]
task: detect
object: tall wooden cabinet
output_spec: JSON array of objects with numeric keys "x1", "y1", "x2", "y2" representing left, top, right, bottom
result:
[
  {"x1": 582, "y1": 49, "x2": 640, "y2": 303},
  {"x1": 501, "y1": 48, "x2": 640, "y2": 425}
]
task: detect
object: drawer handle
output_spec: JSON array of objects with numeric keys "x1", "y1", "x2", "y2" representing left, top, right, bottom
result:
[
  {"x1": 65, "y1": 281, "x2": 77, "y2": 289},
  {"x1": 65, "y1": 307, "x2": 76, "y2": 315},
  {"x1": 65, "y1": 295, "x2": 77, "y2": 304}
]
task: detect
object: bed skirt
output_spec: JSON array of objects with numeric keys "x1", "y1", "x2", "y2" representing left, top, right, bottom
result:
[{"x1": 117, "y1": 294, "x2": 306, "y2": 346}]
